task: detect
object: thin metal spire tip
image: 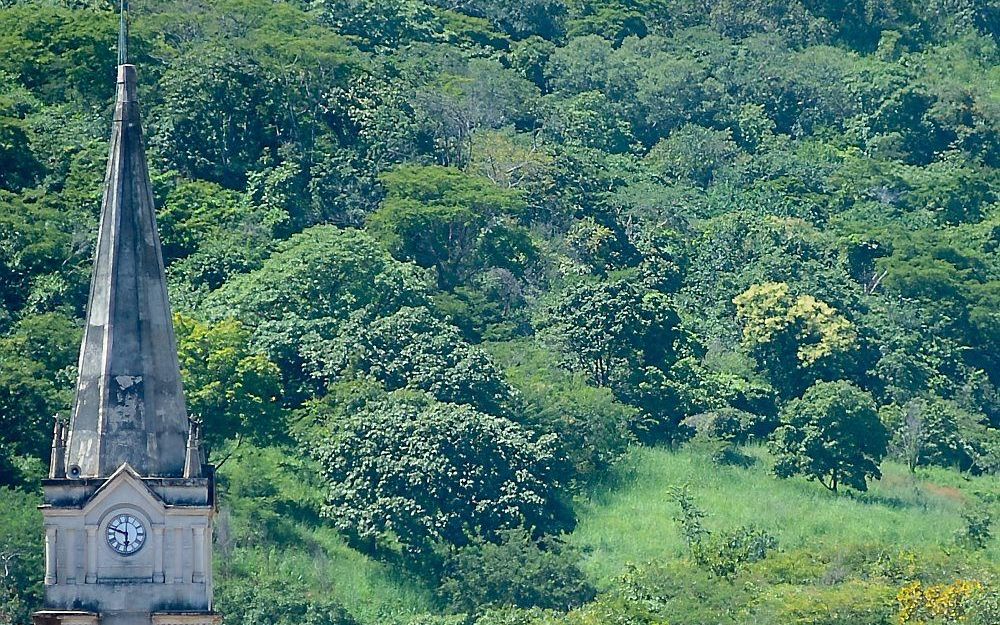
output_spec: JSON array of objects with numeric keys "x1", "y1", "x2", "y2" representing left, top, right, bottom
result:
[{"x1": 118, "y1": 0, "x2": 129, "y2": 65}]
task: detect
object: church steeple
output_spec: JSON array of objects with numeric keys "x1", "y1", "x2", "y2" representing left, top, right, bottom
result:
[
  {"x1": 35, "y1": 14, "x2": 220, "y2": 625},
  {"x1": 63, "y1": 53, "x2": 189, "y2": 479}
]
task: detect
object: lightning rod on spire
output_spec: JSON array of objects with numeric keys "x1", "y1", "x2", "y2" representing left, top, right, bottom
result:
[{"x1": 118, "y1": 0, "x2": 129, "y2": 66}]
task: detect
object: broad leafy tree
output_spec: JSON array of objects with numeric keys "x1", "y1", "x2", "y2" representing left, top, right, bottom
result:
[
  {"x1": 201, "y1": 226, "x2": 428, "y2": 396},
  {"x1": 734, "y1": 282, "x2": 857, "y2": 397},
  {"x1": 537, "y1": 273, "x2": 680, "y2": 388},
  {"x1": 772, "y1": 380, "x2": 889, "y2": 492},
  {"x1": 494, "y1": 341, "x2": 637, "y2": 487},
  {"x1": 175, "y1": 315, "x2": 285, "y2": 450},
  {"x1": 314, "y1": 392, "x2": 569, "y2": 557},
  {"x1": 202, "y1": 225, "x2": 427, "y2": 331},
  {"x1": 302, "y1": 306, "x2": 516, "y2": 416},
  {"x1": 0, "y1": 313, "x2": 79, "y2": 482},
  {"x1": 0, "y1": 488, "x2": 43, "y2": 624},
  {"x1": 368, "y1": 165, "x2": 535, "y2": 289},
  {"x1": 882, "y1": 397, "x2": 972, "y2": 472}
]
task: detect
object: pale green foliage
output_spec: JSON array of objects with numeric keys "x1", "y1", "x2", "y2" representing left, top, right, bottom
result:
[
  {"x1": 669, "y1": 487, "x2": 777, "y2": 579},
  {"x1": 646, "y1": 124, "x2": 740, "y2": 187},
  {"x1": 468, "y1": 130, "x2": 554, "y2": 191},
  {"x1": 174, "y1": 315, "x2": 284, "y2": 449},
  {"x1": 966, "y1": 583, "x2": 1000, "y2": 625},
  {"x1": 495, "y1": 341, "x2": 637, "y2": 488},
  {"x1": 954, "y1": 493, "x2": 994, "y2": 551},
  {"x1": 204, "y1": 226, "x2": 428, "y2": 327},
  {"x1": 368, "y1": 165, "x2": 533, "y2": 288},
  {"x1": 544, "y1": 35, "x2": 612, "y2": 95},
  {"x1": 543, "y1": 91, "x2": 634, "y2": 154},
  {"x1": 883, "y1": 397, "x2": 972, "y2": 472}
]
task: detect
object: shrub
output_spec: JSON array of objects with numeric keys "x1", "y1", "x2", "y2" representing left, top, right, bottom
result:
[
  {"x1": 954, "y1": 494, "x2": 993, "y2": 551},
  {"x1": 558, "y1": 594, "x2": 664, "y2": 625},
  {"x1": 669, "y1": 488, "x2": 777, "y2": 579},
  {"x1": 615, "y1": 560, "x2": 757, "y2": 623},
  {"x1": 759, "y1": 580, "x2": 896, "y2": 625},
  {"x1": 215, "y1": 574, "x2": 359, "y2": 625},
  {"x1": 438, "y1": 529, "x2": 595, "y2": 613},
  {"x1": 681, "y1": 407, "x2": 771, "y2": 466},
  {"x1": 493, "y1": 342, "x2": 637, "y2": 489},
  {"x1": 472, "y1": 608, "x2": 552, "y2": 625},
  {"x1": 883, "y1": 398, "x2": 974, "y2": 472},
  {"x1": 897, "y1": 580, "x2": 985, "y2": 625},
  {"x1": 693, "y1": 525, "x2": 778, "y2": 580},
  {"x1": 966, "y1": 585, "x2": 1000, "y2": 625},
  {"x1": 681, "y1": 407, "x2": 773, "y2": 445}
]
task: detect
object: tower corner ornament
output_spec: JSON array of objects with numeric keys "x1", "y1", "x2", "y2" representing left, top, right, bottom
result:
[{"x1": 33, "y1": 9, "x2": 222, "y2": 625}]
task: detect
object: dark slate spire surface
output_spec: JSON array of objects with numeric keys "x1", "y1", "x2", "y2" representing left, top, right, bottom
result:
[{"x1": 64, "y1": 64, "x2": 189, "y2": 478}]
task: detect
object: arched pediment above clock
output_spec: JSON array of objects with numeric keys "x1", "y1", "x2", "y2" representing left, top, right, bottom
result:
[{"x1": 80, "y1": 463, "x2": 167, "y2": 523}]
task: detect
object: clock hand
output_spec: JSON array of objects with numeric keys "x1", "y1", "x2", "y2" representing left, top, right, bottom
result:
[{"x1": 112, "y1": 527, "x2": 128, "y2": 537}]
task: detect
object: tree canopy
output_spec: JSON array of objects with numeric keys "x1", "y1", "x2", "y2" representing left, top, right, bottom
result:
[{"x1": 1, "y1": 0, "x2": 998, "y2": 621}]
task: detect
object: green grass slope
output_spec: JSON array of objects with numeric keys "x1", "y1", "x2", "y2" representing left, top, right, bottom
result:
[
  {"x1": 571, "y1": 445, "x2": 1000, "y2": 586},
  {"x1": 213, "y1": 442, "x2": 998, "y2": 625},
  {"x1": 213, "y1": 445, "x2": 436, "y2": 624}
]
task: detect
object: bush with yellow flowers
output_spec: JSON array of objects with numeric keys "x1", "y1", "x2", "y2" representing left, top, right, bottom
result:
[{"x1": 896, "y1": 580, "x2": 984, "y2": 624}]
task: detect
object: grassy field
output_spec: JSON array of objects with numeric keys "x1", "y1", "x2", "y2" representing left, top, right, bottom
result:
[
  {"x1": 570, "y1": 445, "x2": 1000, "y2": 586},
  {"x1": 218, "y1": 525, "x2": 437, "y2": 623},
  {"x1": 241, "y1": 442, "x2": 998, "y2": 624},
  {"x1": 213, "y1": 442, "x2": 999, "y2": 624}
]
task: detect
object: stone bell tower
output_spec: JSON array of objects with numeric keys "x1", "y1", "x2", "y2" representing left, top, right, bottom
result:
[{"x1": 33, "y1": 6, "x2": 220, "y2": 625}]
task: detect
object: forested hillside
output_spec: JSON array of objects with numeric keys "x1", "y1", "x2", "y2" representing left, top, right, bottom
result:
[{"x1": 1, "y1": 1, "x2": 999, "y2": 624}]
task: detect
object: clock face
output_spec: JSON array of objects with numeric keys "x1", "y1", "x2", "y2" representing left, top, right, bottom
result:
[{"x1": 106, "y1": 513, "x2": 146, "y2": 556}]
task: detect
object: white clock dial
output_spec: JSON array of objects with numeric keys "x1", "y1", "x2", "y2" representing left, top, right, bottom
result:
[{"x1": 106, "y1": 513, "x2": 146, "y2": 556}]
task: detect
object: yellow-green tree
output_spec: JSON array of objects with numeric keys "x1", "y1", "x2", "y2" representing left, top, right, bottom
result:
[
  {"x1": 175, "y1": 315, "x2": 284, "y2": 450},
  {"x1": 734, "y1": 282, "x2": 857, "y2": 396}
]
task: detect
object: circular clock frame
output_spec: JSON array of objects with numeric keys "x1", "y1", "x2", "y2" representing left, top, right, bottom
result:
[{"x1": 105, "y1": 511, "x2": 148, "y2": 556}]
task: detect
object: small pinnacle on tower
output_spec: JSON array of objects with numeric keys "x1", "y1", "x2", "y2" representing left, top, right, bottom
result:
[
  {"x1": 48, "y1": 416, "x2": 66, "y2": 479},
  {"x1": 184, "y1": 419, "x2": 204, "y2": 478}
]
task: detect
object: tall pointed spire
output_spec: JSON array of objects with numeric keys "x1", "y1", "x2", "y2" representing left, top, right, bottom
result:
[{"x1": 64, "y1": 49, "x2": 189, "y2": 478}]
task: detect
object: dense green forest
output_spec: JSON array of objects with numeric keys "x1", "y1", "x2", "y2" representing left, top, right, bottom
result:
[{"x1": 2, "y1": 0, "x2": 999, "y2": 623}]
